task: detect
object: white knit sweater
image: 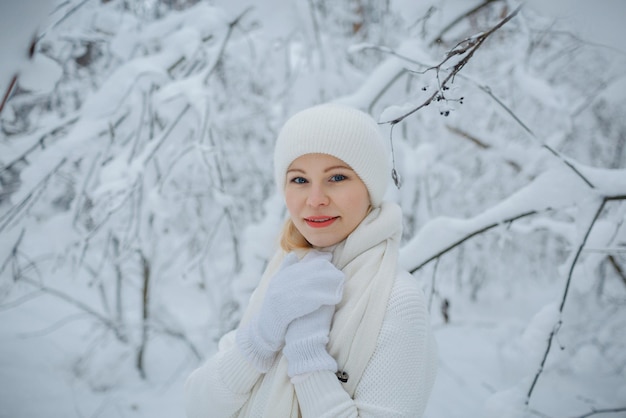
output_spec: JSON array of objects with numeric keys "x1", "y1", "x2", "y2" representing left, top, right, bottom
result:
[{"x1": 184, "y1": 269, "x2": 438, "y2": 418}]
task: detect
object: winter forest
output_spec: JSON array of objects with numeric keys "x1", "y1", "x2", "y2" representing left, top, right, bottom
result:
[{"x1": 1, "y1": 0, "x2": 625, "y2": 417}]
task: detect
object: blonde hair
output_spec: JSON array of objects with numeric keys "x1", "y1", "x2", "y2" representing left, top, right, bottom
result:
[{"x1": 279, "y1": 218, "x2": 312, "y2": 252}]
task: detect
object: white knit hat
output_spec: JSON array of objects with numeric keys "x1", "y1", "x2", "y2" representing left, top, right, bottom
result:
[{"x1": 274, "y1": 103, "x2": 390, "y2": 207}]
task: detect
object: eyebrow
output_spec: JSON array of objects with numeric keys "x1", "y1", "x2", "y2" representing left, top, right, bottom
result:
[{"x1": 287, "y1": 165, "x2": 352, "y2": 174}]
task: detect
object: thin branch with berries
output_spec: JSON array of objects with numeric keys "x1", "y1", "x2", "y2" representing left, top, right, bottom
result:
[{"x1": 379, "y1": 4, "x2": 522, "y2": 126}]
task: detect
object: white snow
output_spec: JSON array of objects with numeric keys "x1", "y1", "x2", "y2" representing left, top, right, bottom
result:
[
  {"x1": 1, "y1": 1, "x2": 626, "y2": 418},
  {"x1": 0, "y1": 0, "x2": 56, "y2": 95}
]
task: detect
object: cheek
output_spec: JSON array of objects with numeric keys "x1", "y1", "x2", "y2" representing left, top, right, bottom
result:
[
  {"x1": 284, "y1": 191, "x2": 300, "y2": 217},
  {"x1": 341, "y1": 192, "x2": 369, "y2": 223},
  {"x1": 356, "y1": 201, "x2": 370, "y2": 221},
  {"x1": 349, "y1": 188, "x2": 370, "y2": 213},
  {"x1": 354, "y1": 195, "x2": 371, "y2": 224}
]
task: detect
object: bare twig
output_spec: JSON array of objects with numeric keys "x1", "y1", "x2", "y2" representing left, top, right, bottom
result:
[
  {"x1": 20, "y1": 277, "x2": 127, "y2": 342},
  {"x1": 0, "y1": 157, "x2": 68, "y2": 234},
  {"x1": 7, "y1": 238, "x2": 44, "y2": 284},
  {"x1": 427, "y1": 257, "x2": 441, "y2": 313},
  {"x1": 1, "y1": 115, "x2": 79, "y2": 175},
  {"x1": 202, "y1": 6, "x2": 253, "y2": 84},
  {"x1": 381, "y1": 5, "x2": 522, "y2": 126},
  {"x1": 110, "y1": 235, "x2": 125, "y2": 328},
  {"x1": 119, "y1": 175, "x2": 143, "y2": 257},
  {"x1": 71, "y1": 151, "x2": 101, "y2": 231},
  {"x1": 430, "y1": 0, "x2": 501, "y2": 46},
  {"x1": 570, "y1": 406, "x2": 626, "y2": 418},
  {"x1": 540, "y1": 146, "x2": 595, "y2": 189},
  {"x1": 307, "y1": 0, "x2": 326, "y2": 70},
  {"x1": 608, "y1": 255, "x2": 626, "y2": 287},
  {"x1": 446, "y1": 125, "x2": 522, "y2": 172},
  {"x1": 48, "y1": 0, "x2": 91, "y2": 32},
  {"x1": 365, "y1": 41, "x2": 596, "y2": 188},
  {"x1": 369, "y1": 70, "x2": 407, "y2": 114},
  {"x1": 0, "y1": 74, "x2": 18, "y2": 116},
  {"x1": 142, "y1": 103, "x2": 191, "y2": 165},
  {"x1": 75, "y1": 178, "x2": 141, "y2": 269},
  {"x1": 152, "y1": 324, "x2": 202, "y2": 361},
  {"x1": 18, "y1": 312, "x2": 91, "y2": 338},
  {"x1": 349, "y1": 4, "x2": 514, "y2": 115},
  {"x1": 0, "y1": 228, "x2": 25, "y2": 277},
  {"x1": 204, "y1": 115, "x2": 241, "y2": 273},
  {"x1": 460, "y1": 78, "x2": 595, "y2": 189},
  {"x1": 136, "y1": 250, "x2": 151, "y2": 379},
  {"x1": 361, "y1": 5, "x2": 590, "y2": 191},
  {"x1": 180, "y1": 211, "x2": 227, "y2": 279},
  {"x1": 525, "y1": 196, "x2": 626, "y2": 404},
  {"x1": 128, "y1": 88, "x2": 150, "y2": 163},
  {"x1": 0, "y1": 290, "x2": 44, "y2": 310},
  {"x1": 583, "y1": 247, "x2": 626, "y2": 254}
]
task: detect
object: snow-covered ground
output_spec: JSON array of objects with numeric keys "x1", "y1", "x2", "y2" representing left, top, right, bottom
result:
[{"x1": 2, "y1": 260, "x2": 624, "y2": 417}]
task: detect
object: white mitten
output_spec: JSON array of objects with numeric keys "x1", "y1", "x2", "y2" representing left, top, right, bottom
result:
[
  {"x1": 283, "y1": 304, "x2": 337, "y2": 378},
  {"x1": 236, "y1": 250, "x2": 344, "y2": 372}
]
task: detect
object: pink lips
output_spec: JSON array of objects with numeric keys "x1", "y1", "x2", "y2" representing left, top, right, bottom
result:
[{"x1": 304, "y1": 216, "x2": 338, "y2": 228}]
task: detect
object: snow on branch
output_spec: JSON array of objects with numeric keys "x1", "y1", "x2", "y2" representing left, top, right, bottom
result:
[
  {"x1": 202, "y1": 6, "x2": 253, "y2": 84},
  {"x1": 0, "y1": 157, "x2": 67, "y2": 234},
  {"x1": 0, "y1": 115, "x2": 79, "y2": 172},
  {"x1": 399, "y1": 165, "x2": 602, "y2": 273}
]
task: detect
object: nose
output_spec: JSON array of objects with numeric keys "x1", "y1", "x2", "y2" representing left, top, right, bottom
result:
[{"x1": 306, "y1": 183, "x2": 329, "y2": 207}]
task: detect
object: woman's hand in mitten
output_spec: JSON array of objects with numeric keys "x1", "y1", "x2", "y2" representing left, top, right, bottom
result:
[
  {"x1": 236, "y1": 250, "x2": 344, "y2": 372},
  {"x1": 283, "y1": 304, "x2": 337, "y2": 378}
]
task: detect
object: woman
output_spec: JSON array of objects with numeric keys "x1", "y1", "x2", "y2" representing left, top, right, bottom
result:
[{"x1": 184, "y1": 103, "x2": 438, "y2": 417}]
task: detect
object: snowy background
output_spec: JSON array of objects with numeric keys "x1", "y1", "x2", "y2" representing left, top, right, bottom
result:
[{"x1": 1, "y1": 1, "x2": 625, "y2": 417}]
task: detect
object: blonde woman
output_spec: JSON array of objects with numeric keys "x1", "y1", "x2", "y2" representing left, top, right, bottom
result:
[{"x1": 185, "y1": 103, "x2": 438, "y2": 417}]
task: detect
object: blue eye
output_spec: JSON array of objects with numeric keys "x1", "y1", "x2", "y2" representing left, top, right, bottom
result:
[
  {"x1": 291, "y1": 177, "x2": 307, "y2": 184},
  {"x1": 330, "y1": 174, "x2": 347, "y2": 182}
]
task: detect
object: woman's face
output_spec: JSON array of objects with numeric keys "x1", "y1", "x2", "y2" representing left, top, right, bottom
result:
[{"x1": 284, "y1": 153, "x2": 371, "y2": 248}]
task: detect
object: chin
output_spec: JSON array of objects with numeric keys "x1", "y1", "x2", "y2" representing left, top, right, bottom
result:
[
  {"x1": 305, "y1": 235, "x2": 343, "y2": 248},
  {"x1": 310, "y1": 241, "x2": 335, "y2": 248}
]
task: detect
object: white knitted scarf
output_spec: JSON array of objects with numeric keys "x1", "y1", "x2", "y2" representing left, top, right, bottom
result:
[{"x1": 239, "y1": 201, "x2": 402, "y2": 417}]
